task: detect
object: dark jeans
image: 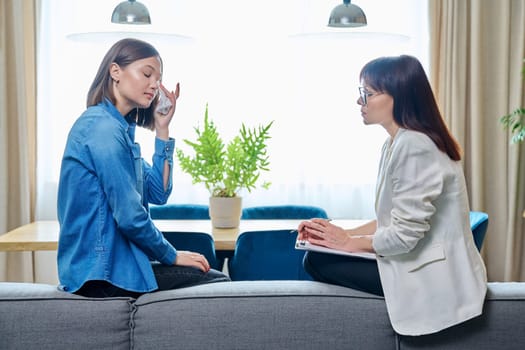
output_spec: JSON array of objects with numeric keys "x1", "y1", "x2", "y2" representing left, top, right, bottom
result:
[
  {"x1": 303, "y1": 251, "x2": 384, "y2": 296},
  {"x1": 75, "y1": 263, "x2": 230, "y2": 298}
]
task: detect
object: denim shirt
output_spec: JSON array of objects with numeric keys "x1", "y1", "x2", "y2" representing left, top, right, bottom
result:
[{"x1": 57, "y1": 100, "x2": 177, "y2": 293}]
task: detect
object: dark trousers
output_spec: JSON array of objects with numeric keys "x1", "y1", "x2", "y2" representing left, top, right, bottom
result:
[
  {"x1": 75, "y1": 263, "x2": 230, "y2": 298},
  {"x1": 303, "y1": 251, "x2": 384, "y2": 296}
]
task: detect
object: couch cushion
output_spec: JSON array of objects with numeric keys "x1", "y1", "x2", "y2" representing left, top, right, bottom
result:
[
  {"x1": 398, "y1": 282, "x2": 525, "y2": 350},
  {"x1": 132, "y1": 280, "x2": 396, "y2": 350},
  {"x1": 0, "y1": 282, "x2": 132, "y2": 350}
]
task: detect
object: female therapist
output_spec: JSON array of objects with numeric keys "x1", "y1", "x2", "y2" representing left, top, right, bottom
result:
[{"x1": 297, "y1": 55, "x2": 487, "y2": 336}]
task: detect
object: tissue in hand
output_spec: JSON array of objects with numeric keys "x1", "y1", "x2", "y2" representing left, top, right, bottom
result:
[{"x1": 156, "y1": 89, "x2": 172, "y2": 115}]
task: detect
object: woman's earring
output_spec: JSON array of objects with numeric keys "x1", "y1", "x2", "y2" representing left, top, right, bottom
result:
[{"x1": 136, "y1": 107, "x2": 141, "y2": 124}]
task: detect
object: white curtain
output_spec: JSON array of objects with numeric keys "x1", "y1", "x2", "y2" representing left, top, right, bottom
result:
[
  {"x1": 37, "y1": 0, "x2": 429, "y2": 227},
  {"x1": 0, "y1": 0, "x2": 37, "y2": 283},
  {"x1": 429, "y1": 0, "x2": 525, "y2": 282}
]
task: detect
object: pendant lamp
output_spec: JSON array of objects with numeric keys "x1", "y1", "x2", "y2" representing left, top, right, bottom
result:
[
  {"x1": 328, "y1": 0, "x2": 367, "y2": 28},
  {"x1": 111, "y1": 0, "x2": 151, "y2": 25}
]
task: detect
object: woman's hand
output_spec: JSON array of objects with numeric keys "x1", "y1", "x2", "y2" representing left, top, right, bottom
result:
[
  {"x1": 303, "y1": 218, "x2": 376, "y2": 253},
  {"x1": 296, "y1": 218, "x2": 329, "y2": 240},
  {"x1": 299, "y1": 218, "x2": 356, "y2": 251},
  {"x1": 173, "y1": 250, "x2": 210, "y2": 273},
  {"x1": 155, "y1": 83, "x2": 180, "y2": 140},
  {"x1": 297, "y1": 219, "x2": 375, "y2": 253},
  {"x1": 296, "y1": 220, "x2": 309, "y2": 241}
]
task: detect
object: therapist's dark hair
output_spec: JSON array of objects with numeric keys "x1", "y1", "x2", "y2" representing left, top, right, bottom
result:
[
  {"x1": 360, "y1": 55, "x2": 461, "y2": 161},
  {"x1": 86, "y1": 38, "x2": 163, "y2": 130}
]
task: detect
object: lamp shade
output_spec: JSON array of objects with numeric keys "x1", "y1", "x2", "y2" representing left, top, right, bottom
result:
[
  {"x1": 111, "y1": 0, "x2": 151, "y2": 25},
  {"x1": 328, "y1": 0, "x2": 367, "y2": 28}
]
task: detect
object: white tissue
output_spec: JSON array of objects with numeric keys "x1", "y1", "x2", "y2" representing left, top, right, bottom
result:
[{"x1": 156, "y1": 89, "x2": 172, "y2": 115}]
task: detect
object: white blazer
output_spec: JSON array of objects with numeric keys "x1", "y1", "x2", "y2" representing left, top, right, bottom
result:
[{"x1": 372, "y1": 128, "x2": 487, "y2": 336}]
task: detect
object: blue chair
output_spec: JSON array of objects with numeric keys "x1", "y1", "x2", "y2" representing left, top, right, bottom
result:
[
  {"x1": 149, "y1": 204, "x2": 220, "y2": 269},
  {"x1": 228, "y1": 229, "x2": 313, "y2": 281},
  {"x1": 470, "y1": 211, "x2": 489, "y2": 251},
  {"x1": 162, "y1": 231, "x2": 221, "y2": 271},
  {"x1": 241, "y1": 205, "x2": 328, "y2": 220},
  {"x1": 149, "y1": 204, "x2": 209, "y2": 219},
  {"x1": 230, "y1": 205, "x2": 329, "y2": 280}
]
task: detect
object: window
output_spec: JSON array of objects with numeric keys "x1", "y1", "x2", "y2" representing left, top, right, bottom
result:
[{"x1": 37, "y1": 0, "x2": 429, "y2": 219}]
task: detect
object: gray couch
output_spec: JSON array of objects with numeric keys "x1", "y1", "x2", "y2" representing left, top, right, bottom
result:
[{"x1": 0, "y1": 281, "x2": 524, "y2": 349}]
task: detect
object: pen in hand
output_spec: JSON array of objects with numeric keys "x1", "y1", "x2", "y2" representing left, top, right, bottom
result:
[{"x1": 293, "y1": 218, "x2": 332, "y2": 240}]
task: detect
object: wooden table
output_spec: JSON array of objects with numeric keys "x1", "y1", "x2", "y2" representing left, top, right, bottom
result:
[
  {"x1": 0, "y1": 219, "x2": 367, "y2": 282},
  {"x1": 0, "y1": 219, "x2": 367, "y2": 252}
]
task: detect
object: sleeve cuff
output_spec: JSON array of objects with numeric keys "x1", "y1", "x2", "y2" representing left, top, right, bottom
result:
[
  {"x1": 159, "y1": 246, "x2": 177, "y2": 266},
  {"x1": 154, "y1": 137, "x2": 175, "y2": 159}
]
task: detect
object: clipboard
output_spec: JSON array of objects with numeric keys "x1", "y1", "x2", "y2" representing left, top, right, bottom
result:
[{"x1": 295, "y1": 239, "x2": 376, "y2": 260}]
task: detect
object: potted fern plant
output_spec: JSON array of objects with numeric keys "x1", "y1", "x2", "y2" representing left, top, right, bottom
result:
[
  {"x1": 500, "y1": 59, "x2": 525, "y2": 219},
  {"x1": 500, "y1": 59, "x2": 525, "y2": 143},
  {"x1": 176, "y1": 104, "x2": 273, "y2": 228}
]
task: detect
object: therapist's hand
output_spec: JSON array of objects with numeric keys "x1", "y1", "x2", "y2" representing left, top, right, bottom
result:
[
  {"x1": 174, "y1": 250, "x2": 210, "y2": 272},
  {"x1": 302, "y1": 218, "x2": 375, "y2": 253},
  {"x1": 301, "y1": 218, "x2": 349, "y2": 250},
  {"x1": 297, "y1": 218, "x2": 329, "y2": 241}
]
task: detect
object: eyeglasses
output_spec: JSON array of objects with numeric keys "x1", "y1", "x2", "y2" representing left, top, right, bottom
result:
[{"x1": 358, "y1": 86, "x2": 377, "y2": 106}]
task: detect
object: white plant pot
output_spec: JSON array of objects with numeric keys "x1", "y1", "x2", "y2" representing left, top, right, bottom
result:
[{"x1": 209, "y1": 196, "x2": 242, "y2": 228}]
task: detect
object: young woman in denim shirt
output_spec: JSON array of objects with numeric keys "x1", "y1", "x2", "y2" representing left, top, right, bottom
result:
[{"x1": 57, "y1": 38, "x2": 229, "y2": 298}]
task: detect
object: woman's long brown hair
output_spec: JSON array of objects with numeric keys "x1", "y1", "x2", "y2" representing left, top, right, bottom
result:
[
  {"x1": 360, "y1": 55, "x2": 461, "y2": 161},
  {"x1": 86, "y1": 38, "x2": 162, "y2": 130}
]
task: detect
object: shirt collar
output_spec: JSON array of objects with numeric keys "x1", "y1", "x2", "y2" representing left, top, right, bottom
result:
[{"x1": 100, "y1": 98, "x2": 136, "y2": 141}]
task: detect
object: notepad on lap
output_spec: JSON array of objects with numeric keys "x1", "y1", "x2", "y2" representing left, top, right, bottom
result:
[{"x1": 295, "y1": 240, "x2": 376, "y2": 260}]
